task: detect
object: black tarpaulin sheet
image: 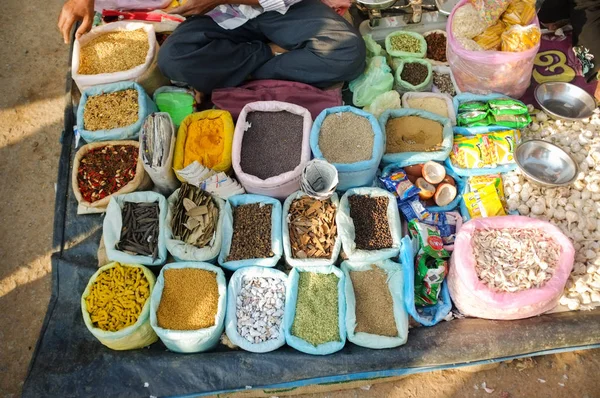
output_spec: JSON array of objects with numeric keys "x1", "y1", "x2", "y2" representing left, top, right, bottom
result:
[{"x1": 23, "y1": 45, "x2": 600, "y2": 398}]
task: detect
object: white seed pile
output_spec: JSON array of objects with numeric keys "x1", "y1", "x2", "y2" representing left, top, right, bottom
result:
[
  {"x1": 236, "y1": 276, "x2": 285, "y2": 344},
  {"x1": 504, "y1": 107, "x2": 600, "y2": 309},
  {"x1": 472, "y1": 228, "x2": 561, "y2": 292}
]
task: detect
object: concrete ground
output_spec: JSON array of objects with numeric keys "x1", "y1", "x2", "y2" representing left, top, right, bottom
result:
[{"x1": 0, "y1": 0, "x2": 599, "y2": 397}]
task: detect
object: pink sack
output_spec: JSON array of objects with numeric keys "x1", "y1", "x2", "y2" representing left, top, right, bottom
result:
[
  {"x1": 446, "y1": 0, "x2": 541, "y2": 98},
  {"x1": 448, "y1": 216, "x2": 575, "y2": 320},
  {"x1": 95, "y1": 0, "x2": 171, "y2": 11},
  {"x1": 232, "y1": 101, "x2": 312, "y2": 199},
  {"x1": 212, "y1": 80, "x2": 342, "y2": 121}
]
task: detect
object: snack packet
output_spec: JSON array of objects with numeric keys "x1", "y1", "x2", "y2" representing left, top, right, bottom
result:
[
  {"x1": 379, "y1": 169, "x2": 421, "y2": 201},
  {"x1": 487, "y1": 98, "x2": 528, "y2": 114},
  {"x1": 421, "y1": 211, "x2": 459, "y2": 246},
  {"x1": 414, "y1": 253, "x2": 448, "y2": 306},
  {"x1": 473, "y1": 20, "x2": 505, "y2": 50},
  {"x1": 458, "y1": 101, "x2": 488, "y2": 113},
  {"x1": 399, "y1": 198, "x2": 430, "y2": 221},
  {"x1": 493, "y1": 113, "x2": 531, "y2": 128},
  {"x1": 451, "y1": 135, "x2": 489, "y2": 168},
  {"x1": 487, "y1": 130, "x2": 518, "y2": 164},
  {"x1": 501, "y1": 24, "x2": 541, "y2": 52},
  {"x1": 408, "y1": 220, "x2": 449, "y2": 258},
  {"x1": 463, "y1": 183, "x2": 507, "y2": 218},
  {"x1": 502, "y1": 0, "x2": 535, "y2": 26}
]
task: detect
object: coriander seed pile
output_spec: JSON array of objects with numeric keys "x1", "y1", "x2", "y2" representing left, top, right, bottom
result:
[
  {"x1": 83, "y1": 89, "x2": 139, "y2": 131},
  {"x1": 78, "y1": 29, "x2": 149, "y2": 75}
]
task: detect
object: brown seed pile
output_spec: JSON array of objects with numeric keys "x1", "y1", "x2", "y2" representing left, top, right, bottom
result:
[
  {"x1": 172, "y1": 184, "x2": 218, "y2": 248},
  {"x1": 318, "y1": 113, "x2": 374, "y2": 164},
  {"x1": 348, "y1": 195, "x2": 393, "y2": 250},
  {"x1": 83, "y1": 89, "x2": 139, "y2": 131},
  {"x1": 288, "y1": 197, "x2": 337, "y2": 259},
  {"x1": 227, "y1": 203, "x2": 274, "y2": 261},
  {"x1": 350, "y1": 266, "x2": 397, "y2": 337},
  {"x1": 400, "y1": 62, "x2": 429, "y2": 86},
  {"x1": 156, "y1": 268, "x2": 219, "y2": 330},
  {"x1": 78, "y1": 29, "x2": 149, "y2": 75},
  {"x1": 425, "y1": 32, "x2": 447, "y2": 62}
]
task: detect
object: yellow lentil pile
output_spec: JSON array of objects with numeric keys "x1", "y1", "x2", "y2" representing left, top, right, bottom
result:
[
  {"x1": 156, "y1": 268, "x2": 219, "y2": 330},
  {"x1": 84, "y1": 263, "x2": 150, "y2": 332},
  {"x1": 83, "y1": 89, "x2": 139, "y2": 131},
  {"x1": 78, "y1": 29, "x2": 149, "y2": 75}
]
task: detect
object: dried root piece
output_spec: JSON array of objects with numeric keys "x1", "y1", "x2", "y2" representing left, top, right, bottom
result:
[{"x1": 288, "y1": 197, "x2": 337, "y2": 259}]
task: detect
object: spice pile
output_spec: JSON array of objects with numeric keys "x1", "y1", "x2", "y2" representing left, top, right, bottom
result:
[
  {"x1": 83, "y1": 89, "x2": 139, "y2": 131},
  {"x1": 78, "y1": 29, "x2": 149, "y2": 75},
  {"x1": 227, "y1": 203, "x2": 274, "y2": 261},
  {"x1": 425, "y1": 32, "x2": 447, "y2": 62},
  {"x1": 85, "y1": 263, "x2": 150, "y2": 332},
  {"x1": 318, "y1": 112, "x2": 374, "y2": 163},
  {"x1": 184, "y1": 117, "x2": 225, "y2": 169},
  {"x1": 400, "y1": 63, "x2": 429, "y2": 86},
  {"x1": 291, "y1": 272, "x2": 340, "y2": 346},
  {"x1": 157, "y1": 268, "x2": 219, "y2": 330},
  {"x1": 116, "y1": 201, "x2": 160, "y2": 260},
  {"x1": 404, "y1": 96, "x2": 449, "y2": 118},
  {"x1": 350, "y1": 266, "x2": 397, "y2": 337},
  {"x1": 432, "y1": 71, "x2": 456, "y2": 96},
  {"x1": 77, "y1": 144, "x2": 138, "y2": 203},
  {"x1": 240, "y1": 111, "x2": 303, "y2": 179},
  {"x1": 385, "y1": 116, "x2": 443, "y2": 153},
  {"x1": 472, "y1": 228, "x2": 561, "y2": 292},
  {"x1": 389, "y1": 33, "x2": 422, "y2": 53},
  {"x1": 171, "y1": 184, "x2": 218, "y2": 248},
  {"x1": 348, "y1": 195, "x2": 393, "y2": 250},
  {"x1": 288, "y1": 196, "x2": 337, "y2": 259},
  {"x1": 236, "y1": 276, "x2": 285, "y2": 344}
]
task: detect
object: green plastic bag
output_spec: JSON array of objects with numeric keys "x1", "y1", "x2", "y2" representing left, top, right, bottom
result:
[
  {"x1": 363, "y1": 91, "x2": 401, "y2": 118},
  {"x1": 153, "y1": 86, "x2": 195, "y2": 127},
  {"x1": 364, "y1": 34, "x2": 383, "y2": 59},
  {"x1": 349, "y1": 56, "x2": 394, "y2": 107},
  {"x1": 385, "y1": 31, "x2": 427, "y2": 58},
  {"x1": 394, "y1": 58, "x2": 432, "y2": 93}
]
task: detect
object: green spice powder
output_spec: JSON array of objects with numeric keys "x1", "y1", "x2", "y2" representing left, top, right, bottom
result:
[{"x1": 291, "y1": 272, "x2": 340, "y2": 346}]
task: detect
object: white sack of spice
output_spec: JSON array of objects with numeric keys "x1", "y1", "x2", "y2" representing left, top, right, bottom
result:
[
  {"x1": 236, "y1": 276, "x2": 285, "y2": 344},
  {"x1": 503, "y1": 107, "x2": 600, "y2": 310},
  {"x1": 472, "y1": 228, "x2": 561, "y2": 293}
]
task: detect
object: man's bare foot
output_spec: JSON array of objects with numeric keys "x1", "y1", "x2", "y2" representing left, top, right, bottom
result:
[{"x1": 269, "y1": 43, "x2": 288, "y2": 56}]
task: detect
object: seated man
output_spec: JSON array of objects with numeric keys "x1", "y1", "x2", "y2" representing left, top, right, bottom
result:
[{"x1": 58, "y1": 0, "x2": 366, "y2": 97}]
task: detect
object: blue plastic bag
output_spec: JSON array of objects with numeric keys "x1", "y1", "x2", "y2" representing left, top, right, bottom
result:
[
  {"x1": 77, "y1": 81, "x2": 157, "y2": 143},
  {"x1": 103, "y1": 191, "x2": 168, "y2": 267},
  {"x1": 310, "y1": 106, "x2": 384, "y2": 191},
  {"x1": 225, "y1": 266, "x2": 288, "y2": 353},
  {"x1": 379, "y1": 109, "x2": 453, "y2": 165},
  {"x1": 218, "y1": 194, "x2": 283, "y2": 271},
  {"x1": 381, "y1": 161, "x2": 466, "y2": 212},
  {"x1": 400, "y1": 236, "x2": 451, "y2": 326},
  {"x1": 149, "y1": 262, "x2": 227, "y2": 353},
  {"x1": 444, "y1": 157, "x2": 517, "y2": 177},
  {"x1": 284, "y1": 266, "x2": 346, "y2": 355},
  {"x1": 341, "y1": 259, "x2": 408, "y2": 349}
]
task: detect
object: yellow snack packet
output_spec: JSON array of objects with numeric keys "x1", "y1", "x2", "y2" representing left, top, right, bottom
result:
[
  {"x1": 463, "y1": 184, "x2": 507, "y2": 218},
  {"x1": 487, "y1": 130, "x2": 518, "y2": 164},
  {"x1": 474, "y1": 21, "x2": 506, "y2": 50},
  {"x1": 469, "y1": 174, "x2": 507, "y2": 209},
  {"x1": 451, "y1": 135, "x2": 489, "y2": 169}
]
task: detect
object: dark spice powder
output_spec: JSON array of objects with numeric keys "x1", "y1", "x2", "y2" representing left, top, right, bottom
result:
[
  {"x1": 348, "y1": 195, "x2": 393, "y2": 250},
  {"x1": 400, "y1": 62, "x2": 429, "y2": 86},
  {"x1": 227, "y1": 203, "x2": 274, "y2": 261},
  {"x1": 240, "y1": 111, "x2": 304, "y2": 180}
]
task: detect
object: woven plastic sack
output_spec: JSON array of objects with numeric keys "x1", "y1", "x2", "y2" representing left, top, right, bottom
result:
[
  {"x1": 385, "y1": 31, "x2": 427, "y2": 58},
  {"x1": 283, "y1": 266, "x2": 346, "y2": 355},
  {"x1": 94, "y1": 0, "x2": 171, "y2": 11},
  {"x1": 341, "y1": 260, "x2": 408, "y2": 349},
  {"x1": 282, "y1": 191, "x2": 341, "y2": 267},
  {"x1": 149, "y1": 262, "x2": 227, "y2": 353},
  {"x1": 349, "y1": 56, "x2": 394, "y2": 108},
  {"x1": 218, "y1": 194, "x2": 283, "y2": 271},
  {"x1": 103, "y1": 191, "x2": 168, "y2": 267},
  {"x1": 72, "y1": 140, "x2": 152, "y2": 213},
  {"x1": 232, "y1": 101, "x2": 312, "y2": 199},
  {"x1": 77, "y1": 82, "x2": 157, "y2": 143},
  {"x1": 165, "y1": 188, "x2": 225, "y2": 262},
  {"x1": 81, "y1": 262, "x2": 158, "y2": 350},
  {"x1": 381, "y1": 161, "x2": 466, "y2": 212},
  {"x1": 337, "y1": 188, "x2": 402, "y2": 261},
  {"x1": 447, "y1": 0, "x2": 540, "y2": 98},
  {"x1": 173, "y1": 110, "x2": 235, "y2": 178},
  {"x1": 225, "y1": 267, "x2": 288, "y2": 353},
  {"x1": 72, "y1": 22, "x2": 158, "y2": 92},
  {"x1": 402, "y1": 92, "x2": 456, "y2": 125},
  {"x1": 310, "y1": 106, "x2": 384, "y2": 191},
  {"x1": 448, "y1": 216, "x2": 575, "y2": 320},
  {"x1": 394, "y1": 58, "x2": 433, "y2": 93},
  {"x1": 399, "y1": 236, "x2": 452, "y2": 326},
  {"x1": 445, "y1": 154, "x2": 517, "y2": 177},
  {"x1": 363, "y1": 91, "x2": 401, "y2": 118},
  {"x1": 379, "y1": 109, "x2": 453, "y2": 165}
]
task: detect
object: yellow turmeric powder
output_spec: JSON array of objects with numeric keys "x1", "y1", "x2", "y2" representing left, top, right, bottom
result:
[{"x1": 183, "y1": 117, "x2": 225, "y2": 169}]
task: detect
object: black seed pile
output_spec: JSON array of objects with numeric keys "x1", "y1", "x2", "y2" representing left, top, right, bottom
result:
[{"x1": 348, "y1": 195, "x2": 393, "y2": 250}]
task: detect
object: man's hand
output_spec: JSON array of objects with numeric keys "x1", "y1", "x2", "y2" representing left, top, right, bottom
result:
[
  {"x1": 167, "y1": 0, "x2": 224, "y2": 16},
  {"x1": 58, "y1": 0, "x2": 95, "y2": 44}
]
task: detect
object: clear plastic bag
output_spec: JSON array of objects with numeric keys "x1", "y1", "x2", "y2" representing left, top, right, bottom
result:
[
  {"x1": 363, "y1": 91, "x2": 401, "y2": 118},
  {"x1": 470, "y1": 0, "x2": 511, "y2": 27},
  {"x1": 349, "y1": 56, "x2": 394, "y2": 107},
  {"x1": 500, "y1": 24, "x2": 541, "y2": 52}
]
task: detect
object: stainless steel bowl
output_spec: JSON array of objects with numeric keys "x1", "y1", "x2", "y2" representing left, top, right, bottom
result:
[
  {"x1": 535, "y1": 82, "x2": 597, "y2": 121},
  {"x1": 515, "y1": 140, "x2": 579, "y2": 187},
  {"x1": 356, "y1": 0, "x2": 397, "y2": 10}
]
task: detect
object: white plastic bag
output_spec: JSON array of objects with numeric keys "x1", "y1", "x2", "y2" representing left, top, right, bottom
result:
[
  {"x1": 150, "y1": 262, "x2": 227, "y2": 353},
  {"x1": 165, "y1": 188, "x2": 225, "y2": 262},
  {"x1": 282, "y1": 191, "x2": 341, "y2": 267},
  {"x1": 342, "y1": 260, "x2": 408, "y2": 349},
  {"x1": 337, "y1": 188, "x2": 402, "y2": 261},
  {"x1": 363, "y1": 91, "x2": 401, "y2": 118},
  {"x1": 225, "y1": 267, "x2": 288, "y2": 353}
]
